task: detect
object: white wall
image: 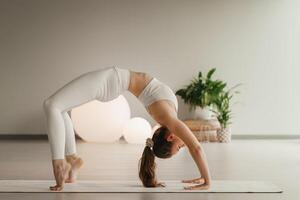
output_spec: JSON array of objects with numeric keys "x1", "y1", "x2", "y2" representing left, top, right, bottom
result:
[{"x1": 0, "y1": 0, "x2": 299, "y2": 135}]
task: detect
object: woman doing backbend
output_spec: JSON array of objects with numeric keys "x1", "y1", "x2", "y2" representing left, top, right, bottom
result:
[{"x1": 43, "y1": 66, "x2": 211, "y2": 191}]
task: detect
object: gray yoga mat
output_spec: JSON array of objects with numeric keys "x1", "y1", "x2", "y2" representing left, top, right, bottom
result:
[{"x1": 0, "y1": 180, "x2": 282, "y2": 193}]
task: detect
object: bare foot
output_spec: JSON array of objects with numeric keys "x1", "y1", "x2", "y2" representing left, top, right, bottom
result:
[
  {"x1": 65, "y1": 156, "x2": 84, "y2": 183},
  {"x1": 50, "y1": 160, "x2": 71, "y2": 191}
]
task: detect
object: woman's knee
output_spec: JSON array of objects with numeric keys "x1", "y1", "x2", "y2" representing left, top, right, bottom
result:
[{"x1": 43, "y1": 97, "x2": 59, "y2": 112}]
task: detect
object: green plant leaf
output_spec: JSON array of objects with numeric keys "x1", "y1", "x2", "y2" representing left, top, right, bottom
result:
[
  {"x1": 175, "y1": 67, "x2": 241, "y2": 128},
  {"x1": 207, "y1": 68, "x2": 216, "y2": 79},
  {"x1": 198, "y1": 71, "x2": 202, "y2": 78}
]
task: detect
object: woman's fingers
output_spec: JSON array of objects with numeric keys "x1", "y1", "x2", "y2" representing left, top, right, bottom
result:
[
  {"x1": 157, "y1": 182, "x2": 166, "y2": 187},
  {"x1": 182, "y1": 178, "x2": 199, "y2": 183},
  {"x1": 193, "y1": 178, "x2": 205, "y2": 184},
  {"x1": 184, "y1": 183, "x2": 210, "y2": 190},
  {"x1": 182, "y1": 177, "x2": 204, "y2": 183}
]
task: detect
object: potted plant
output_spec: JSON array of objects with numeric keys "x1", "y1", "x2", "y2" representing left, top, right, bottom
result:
[
  {"x1": 212, "y1": 85, "x2": 241, "y2": 142},
  {"x1": 176, "y1": 68, "x2": 226, "y2": 120}
]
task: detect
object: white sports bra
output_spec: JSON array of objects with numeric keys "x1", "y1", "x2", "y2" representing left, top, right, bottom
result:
[{"x1": 138, "y1": 77, "x2": 178, "y2": 112}]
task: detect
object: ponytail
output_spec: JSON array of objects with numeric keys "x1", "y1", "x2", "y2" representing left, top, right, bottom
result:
[
  {"x1": 138, "y1": 146, "x2": 157, "y2": 187},
  {"x1": 138, "y1": 126, "x2": 173, "y2": 187}
]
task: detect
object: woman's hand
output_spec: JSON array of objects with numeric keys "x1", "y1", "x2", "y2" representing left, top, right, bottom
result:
[
  {"x1": 182, "y1": 177, "x2": 205, "y2": 184},
  {"x1": 156, "y1": 182, "x2": 166, "y2": 187},
  {"x1": 182, "y1": 177, "x2": 211, "y2": 190},
  {"x1": 184, "y1": 183, "x2": 211, "y2": 190}
]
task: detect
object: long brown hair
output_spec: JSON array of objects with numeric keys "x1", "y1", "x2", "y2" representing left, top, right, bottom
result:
[{"x1": 138, "y1": 126, "x2": 173, "y2": 187}]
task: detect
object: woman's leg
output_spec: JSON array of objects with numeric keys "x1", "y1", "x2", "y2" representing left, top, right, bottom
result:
[
  {"x1": 43, "y1": 69, "x2": 110, "y2": 159},
  {"x1": 62, "y1": 111, "x2": 84, "y2": 183},
  {"x1": 63, "y1": 111, "x2": 76, "y2": 156},
  {"x1": 43, "y1": 67, "x2": 115, "y2": 190}
]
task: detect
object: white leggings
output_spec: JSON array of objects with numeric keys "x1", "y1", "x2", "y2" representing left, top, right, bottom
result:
[{"x1": 43, "y1": 66, "x2": 130, "y2": 160}]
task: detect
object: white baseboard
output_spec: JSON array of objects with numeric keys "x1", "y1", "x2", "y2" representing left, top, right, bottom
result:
[
  {"x1": 0, "y1": 134, "x2": 299, "y2": 140},
  {"x1": 232, "y1": 135, "x2": 300, "y2": 139}
]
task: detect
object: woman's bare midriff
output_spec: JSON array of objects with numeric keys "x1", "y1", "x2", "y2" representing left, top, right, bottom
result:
[
  {"x1": 128, "y1": 71, "x2": 153, "y2": 97},
  {"x1": 127, "y1": 70, "x2": 177, "y2": 117}
]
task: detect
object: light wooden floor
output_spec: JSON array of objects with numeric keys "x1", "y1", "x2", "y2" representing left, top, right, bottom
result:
[{"x1": 0, "y1": 139, "x2": 299, "y2": 199}]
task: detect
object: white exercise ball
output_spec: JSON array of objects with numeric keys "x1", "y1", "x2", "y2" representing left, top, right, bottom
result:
[
  {"x1": 71, "y1": 95, "x2": 131, "y2": 143},
  {"x1": 123, "y1": 117, "x2": 152, "y2": 144}
]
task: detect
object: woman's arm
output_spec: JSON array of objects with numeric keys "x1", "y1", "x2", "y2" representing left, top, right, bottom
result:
[
  {"x1": 147, "y1": 100, "x2": 211, "y2": 189},
  {"x1": 165, "y1": 117, "x2": 212, "y2": 189}
]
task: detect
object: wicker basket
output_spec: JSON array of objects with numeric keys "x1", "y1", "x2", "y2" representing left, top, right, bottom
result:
[
  {"x1": 183, "y1": 119, "x2": 221, "y2": 131},
  {"x1": 192, "y1": 130, "x2": 218, "y2": 142},
  {"x1": 183, "y1": 119, "x2": 221, "y2": 142},
  {"x1": 217, "y1": 127, "x2": 231, "y2": 143}
]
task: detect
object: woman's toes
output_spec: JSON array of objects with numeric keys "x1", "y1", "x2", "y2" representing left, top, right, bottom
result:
[{"x1": 49, "y1": 185, "x2": 62, "y2": 191}]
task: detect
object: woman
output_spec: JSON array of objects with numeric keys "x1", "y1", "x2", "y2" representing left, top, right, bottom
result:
[{"x1": 43, "y1": 66, "x2": 211, "y2": 191}]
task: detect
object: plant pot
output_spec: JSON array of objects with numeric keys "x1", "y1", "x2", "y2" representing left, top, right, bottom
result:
[
  {"x1": 217, "y1": 127, "x2": 231, "y2": 143},
  {"x1": 193, "y1": 106, "x2": 214, "y2": 120}
]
